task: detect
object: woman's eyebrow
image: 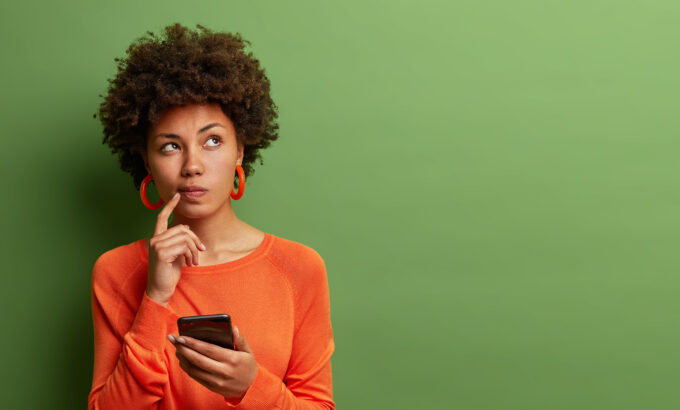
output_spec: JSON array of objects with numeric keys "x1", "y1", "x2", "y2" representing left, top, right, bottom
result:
[
  {"x1": 198, "y1": 122, "x2": 226, "y2": 133},
  {"x1": 154, "y1": 123, "x2": 226, "y2": 139}
]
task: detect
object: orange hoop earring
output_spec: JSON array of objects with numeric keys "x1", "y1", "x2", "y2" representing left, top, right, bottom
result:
[
  {"x1": 231, "y1": 165, "x2": 245, "y2": 200},
  {"x1": 140, "y1": 174, "x2": 164, "y2": 210}
]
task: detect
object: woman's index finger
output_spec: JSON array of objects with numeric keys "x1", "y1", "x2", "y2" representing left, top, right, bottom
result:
[{"x1": 154, "y1": 192, "x2": 180, "y2": 236}]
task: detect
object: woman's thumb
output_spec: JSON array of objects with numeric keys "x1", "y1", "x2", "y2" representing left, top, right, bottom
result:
[{"x1": 234, "y1": 326, "x2": 253, "y2": 353}]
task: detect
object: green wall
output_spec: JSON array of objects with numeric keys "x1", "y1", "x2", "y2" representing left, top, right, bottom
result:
[{"x1": 1, "y1": 1, "x2": 679, "y2": 408}]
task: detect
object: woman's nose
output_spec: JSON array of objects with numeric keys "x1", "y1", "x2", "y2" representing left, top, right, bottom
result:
[{"x1": 181, "y1": 146, "x2": 203, "y2": 176}]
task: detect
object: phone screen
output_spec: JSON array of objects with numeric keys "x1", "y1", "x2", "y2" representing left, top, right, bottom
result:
[{"x1": 177, "y1": 314, "x2": 234, "y2": 349}]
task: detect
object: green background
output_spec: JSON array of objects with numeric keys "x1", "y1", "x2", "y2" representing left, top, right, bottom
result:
[{"x1": 1, "y1": 0, "x2": 679, "y2": 408}]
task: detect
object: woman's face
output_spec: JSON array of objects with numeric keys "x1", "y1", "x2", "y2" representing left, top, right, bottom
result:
[{"x1": 142, "y1": 102, "x2": 244, "y2": 217}]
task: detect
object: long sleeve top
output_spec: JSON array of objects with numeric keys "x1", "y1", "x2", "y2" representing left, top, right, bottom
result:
[{"x1": 88, "y1": 232, "x2": 335, "y2": 410}]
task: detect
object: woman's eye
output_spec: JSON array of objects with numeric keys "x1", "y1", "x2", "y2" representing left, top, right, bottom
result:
[
  {"x1": 206, "y1": 136, "x2": 222, "y2": 147},
  {"x1": 161, "y1": 143, "x2": 179, "y2": 152}
]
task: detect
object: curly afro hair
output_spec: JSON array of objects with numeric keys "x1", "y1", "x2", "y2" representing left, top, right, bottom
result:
[{"x1": 95, "y1": 23, "x2": 279, "y2": 189}]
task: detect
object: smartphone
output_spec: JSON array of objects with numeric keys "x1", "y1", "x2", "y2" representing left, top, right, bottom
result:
[{"x1": 177, "y1": 314, "x2": 234, "y2": 350}]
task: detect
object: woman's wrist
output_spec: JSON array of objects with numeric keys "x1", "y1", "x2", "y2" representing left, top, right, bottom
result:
[{"x1": 145, "y1": 288, "x2": 170, "y2": 307}]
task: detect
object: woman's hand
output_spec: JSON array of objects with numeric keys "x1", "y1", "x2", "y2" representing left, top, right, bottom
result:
[
  {"x1": 168, "y1": 326, "x2": 258, "y2": 400},
  {"x1": 146, "y1": 192, "x2": 206, "y2": 306}
]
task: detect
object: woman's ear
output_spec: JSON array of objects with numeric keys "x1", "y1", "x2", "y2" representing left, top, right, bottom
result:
[{"x1": 237, "y1": 143, "x2": 245, "y2": 166}]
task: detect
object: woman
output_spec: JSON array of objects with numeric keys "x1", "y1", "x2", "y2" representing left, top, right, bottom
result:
[{"x1": 88, "y1": 23, "x2": 335, "y2": 409}]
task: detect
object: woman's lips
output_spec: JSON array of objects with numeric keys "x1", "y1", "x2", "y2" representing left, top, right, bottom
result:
[{"x1": 180, "y1": 190, "x2": 207, "y2": 199}]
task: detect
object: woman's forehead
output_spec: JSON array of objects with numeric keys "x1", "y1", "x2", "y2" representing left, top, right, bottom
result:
[{"x1": 149, "y1": 103, "x2": 234, "y2": 135}]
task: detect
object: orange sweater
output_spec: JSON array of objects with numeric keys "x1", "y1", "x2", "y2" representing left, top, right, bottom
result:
[{"x1": 88, "y1": 232, "x2": 335, "y2": 409}]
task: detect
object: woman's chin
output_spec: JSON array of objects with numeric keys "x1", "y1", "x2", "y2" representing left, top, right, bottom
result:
[
  {"x1": 175, "y1": 204, "x2": 210, "y2": 218},
  {"x1": 176, "y1": 201, "x2": 228, "y2": 219}
]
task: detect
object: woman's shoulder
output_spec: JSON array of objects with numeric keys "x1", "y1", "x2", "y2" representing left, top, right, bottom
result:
[
  {"x1": 266, "y1": 234, "x2": 328, "y2": 282},
  {"x1": 91, "y1": 237, "x2": 146, "y2": 285},
  {"x1": 266, "y1": 234, "x2": 331, "y2": 305}
]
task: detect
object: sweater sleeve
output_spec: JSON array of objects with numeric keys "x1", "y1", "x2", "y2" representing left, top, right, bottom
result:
[
  {"x1": 88, "y1": 255, "x2": 179, "y2": 410},
  {"x1": 224, "y1": 249, "x2": 335, "y2": 409}
]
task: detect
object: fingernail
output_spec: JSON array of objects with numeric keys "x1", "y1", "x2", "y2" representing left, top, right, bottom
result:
[
  {"x1": 173, "y1": 192, "x2": 180, "y2": 199},
  {"x1": 177, "y1": 336, "x2": 186, "y2": 344},
  {"x1": 199, "y1": 243, "x2": 207, "y2": 251},
  {"x1": 167, "y1": 334, "x2": 176, "y2": 343}
]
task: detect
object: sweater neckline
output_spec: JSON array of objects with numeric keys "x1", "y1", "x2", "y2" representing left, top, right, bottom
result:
[{"x1": 136, "y1": 232, "x2": 274, "y2": 273}]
